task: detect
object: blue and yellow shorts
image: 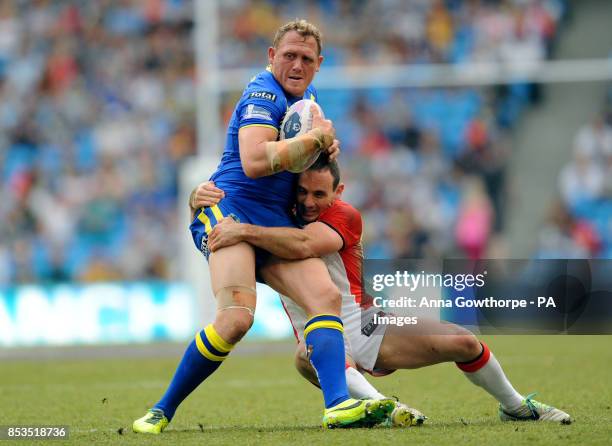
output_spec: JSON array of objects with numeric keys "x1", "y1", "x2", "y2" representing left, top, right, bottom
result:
[{"x1": 189, "y1": 196, "x2": 297, "y2": 268}]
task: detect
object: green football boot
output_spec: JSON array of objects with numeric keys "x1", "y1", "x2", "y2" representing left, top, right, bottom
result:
[
  {"x1": 322, "y1": 398, "x2": 395, "y2": 429},
  {"x1": 384, "y1": 401, "x2": 428, "y2": 427},
  {"x1": 499, "y1": 393, "x2": 571, "y2": 424},
  {"x1": 133, "y1": 408, "x2": 169, "y2": 434}
]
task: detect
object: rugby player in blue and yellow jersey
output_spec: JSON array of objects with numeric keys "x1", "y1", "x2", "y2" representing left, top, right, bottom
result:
[{"x1": 133, "y1": 19, "x2": 394, "y2": 434}]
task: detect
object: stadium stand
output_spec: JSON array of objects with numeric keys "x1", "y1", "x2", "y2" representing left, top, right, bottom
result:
[
  {"x1": 537, "y1": 86, "x2": 612, "y2": 258},
  {"x1": 0, "y1": 0, "x2": 568, "y2": 285}
]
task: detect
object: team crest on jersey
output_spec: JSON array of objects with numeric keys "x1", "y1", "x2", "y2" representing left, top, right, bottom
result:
[
  {"x1": 282, "y1": 112, "x2": 301, "y2": 138},
  {"x1": 249, "y1": 91, "x2": 277, "y2": 102}
]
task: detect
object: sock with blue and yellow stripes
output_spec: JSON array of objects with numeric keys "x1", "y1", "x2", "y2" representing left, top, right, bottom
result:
[
  {"x1": 155, "y1": 324, "x2": 233, "y2": 420},
  {"x1": 304, "y1": 314, "x2": 350, "y2": 409}
]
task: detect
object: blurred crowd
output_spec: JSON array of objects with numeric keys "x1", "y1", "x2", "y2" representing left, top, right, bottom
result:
[
  {"x1": 220, "y1": 0, "x2": 565, "y2": 68},
  {"x1": 1, "y1": 0, "x2": 568, "y2": 285},
  {"x1": 537, "y1": 87, "x2": 612, "y2": 259},
  {"x1": 0, "y1": 0, "x2": 196, "y2": 285}
]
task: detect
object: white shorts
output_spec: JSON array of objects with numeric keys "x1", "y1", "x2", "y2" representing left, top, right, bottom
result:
[{"x1": 279, "y1": 293, "x2": 389, "y2": 374}]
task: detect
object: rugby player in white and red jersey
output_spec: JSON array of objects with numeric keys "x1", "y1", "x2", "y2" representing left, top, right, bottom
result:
[{"x1": 196, "y1": 155, "x2": 571, "y2": 426}]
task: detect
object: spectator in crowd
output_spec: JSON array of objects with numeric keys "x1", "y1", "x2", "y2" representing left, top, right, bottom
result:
[
  {"x1": 558, "y1": 144, "x2": 605, "y2": 208},
  {"x1": 546, "y1": 99, "x2": 612, "y2": 260},
  {"x1": 455, "y1": 176, "x2": 494, "y2": 260},
  {"x1": 537, "y1": 200, "x2": 600, "y2": 258},
  {"x1": 573, "y1": 113, "x2": 612, "y2": 161}
]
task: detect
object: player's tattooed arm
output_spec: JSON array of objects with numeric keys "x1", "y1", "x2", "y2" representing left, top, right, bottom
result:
[{"x1": 208, "y1": 219, "x2": 343, "y2": 259}]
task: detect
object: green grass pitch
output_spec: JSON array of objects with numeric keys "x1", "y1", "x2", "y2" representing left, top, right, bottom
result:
[{"x1": 2, "y1": 336, "x2": 611, "y2": 445}]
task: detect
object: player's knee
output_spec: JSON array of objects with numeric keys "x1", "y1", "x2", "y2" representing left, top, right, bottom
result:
[
  {"x1": 454, "y1": 334, "x2": 482, "y2": 362},
  {"x1": 215, "y1": 310, "x2": 254, "y2": 344},
  {"x1": 229, "y1": 313, "x2": 254, "y2": 343},
  {"x1": 213, "y1": 285, "x2": 256, "y2": 343},
  {"x1": 307, "y1": 281, "x2": 341, "y2": 315}
]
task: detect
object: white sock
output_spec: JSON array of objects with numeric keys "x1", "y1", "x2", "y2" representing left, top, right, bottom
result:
[
  {"x1": 345, "y1": 366, "x2": 386, "y2": 400},
  {"x1": 458, "y1": 343, "x2": 524, "y2": 411}
]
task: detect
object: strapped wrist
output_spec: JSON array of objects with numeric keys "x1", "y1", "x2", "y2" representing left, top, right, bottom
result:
[{"x1": 308, "y1": 127, "x2": 333, "y2": 149}]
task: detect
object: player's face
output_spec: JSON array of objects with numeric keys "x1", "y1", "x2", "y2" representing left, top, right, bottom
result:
[
  {"x1": 296, "y1": 169, "x2": 343, "y2": 223},
  {"x1": 268, "y1": 31, "x2": 323, "y2": 97}
]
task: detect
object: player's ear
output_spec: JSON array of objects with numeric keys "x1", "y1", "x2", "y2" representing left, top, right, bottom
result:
[
  {"x1": 268, "y1": 46, "x2": 276, "y2": 65},
  {"x1": 335, "y1": 183, "x2": 344, "y2": 197},
  {"x1": 316, "y1": 55, "x2": 324, "y2": 71}
]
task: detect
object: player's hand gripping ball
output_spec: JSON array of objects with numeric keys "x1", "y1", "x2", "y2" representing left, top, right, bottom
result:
[{"x1": 279, "y1": 99, "x2": 328, "y2": 172}]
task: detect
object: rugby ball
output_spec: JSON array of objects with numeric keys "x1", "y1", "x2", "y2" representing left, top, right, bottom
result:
[{"x1": 279, "y1": 99, "x2": 324, "y2": 140}]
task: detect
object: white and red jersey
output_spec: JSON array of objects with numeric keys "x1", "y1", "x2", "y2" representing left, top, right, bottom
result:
[
  {"x1": 280, "y1": 199, "x2": 363, "y2": 332},
  {"x1": 279, "y1": 199, "x2": 387, "y2": 369},
  {"x1": 317, "y1": 199, "x2": 366, "y2": 307},
  {"x1": 280, "y1": 199, "x2": 391, "y2": 374}
]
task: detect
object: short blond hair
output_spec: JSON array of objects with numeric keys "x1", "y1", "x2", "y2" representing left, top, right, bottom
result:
[{"x1": 273, "y1": 19, "x2": 323, "y2": 55}]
